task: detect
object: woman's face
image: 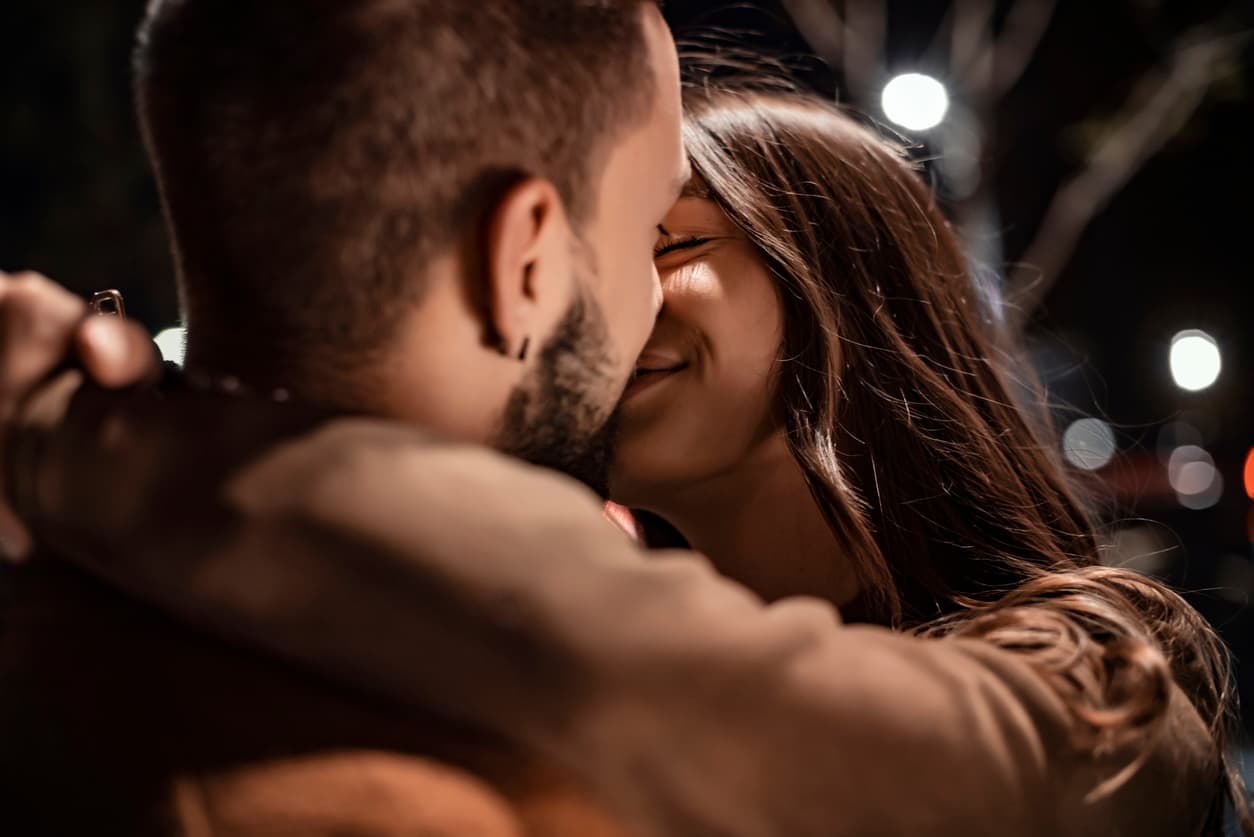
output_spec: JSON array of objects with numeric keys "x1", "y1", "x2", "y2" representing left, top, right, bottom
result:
[{"x1": 609, "y1": 195, "x2": 785, "y2": 505}]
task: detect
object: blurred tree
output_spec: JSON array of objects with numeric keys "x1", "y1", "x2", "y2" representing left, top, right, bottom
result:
[{"x1": 778, "y1": 0, "x2": 1251, "y2": 330}]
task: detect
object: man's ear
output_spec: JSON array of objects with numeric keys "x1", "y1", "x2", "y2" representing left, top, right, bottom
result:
[{"x1": 483, "y1": 177, "x2": 572, "y2": 361}]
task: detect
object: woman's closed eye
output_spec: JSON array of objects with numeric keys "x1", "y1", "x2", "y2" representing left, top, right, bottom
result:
[{"x1": 653, "y1": 235, "x2": 712, "y2": 259}]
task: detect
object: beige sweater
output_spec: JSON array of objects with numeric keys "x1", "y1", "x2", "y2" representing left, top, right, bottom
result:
[{"x1": 8, "y1": 381, "x2": 1221, "y2": 835}]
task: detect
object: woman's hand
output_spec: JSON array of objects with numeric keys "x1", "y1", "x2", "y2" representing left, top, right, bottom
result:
[{"x1": 0, "y1": 270, "x2": 160, "y2": 561}]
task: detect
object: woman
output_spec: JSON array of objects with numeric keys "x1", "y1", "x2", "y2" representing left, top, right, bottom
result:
[
  {"x1": 613, "y1": 85, "x2": 1250, "y2": 828},
  {"x1": 10, "y1": 88, "x2": 1249, "y2": 834}
]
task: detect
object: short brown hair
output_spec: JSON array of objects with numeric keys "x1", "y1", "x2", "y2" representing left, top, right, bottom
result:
[{"x1": 135, "y1": 0, "x2": 655, "y2": 369}]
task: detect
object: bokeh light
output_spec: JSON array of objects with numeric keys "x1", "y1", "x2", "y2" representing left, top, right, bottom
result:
[
  {"x1": 1168, "y1": 445, "x2": 1223, "y2": 509},
  {"x1": 154, "y1": 326, "x2": 186, "y2": 366},
  {"x1": 1169, "y1": 329, "x2": 1221, "y2": 392},
  {"x1": 1099, "y1": 524, "x2": 1182, "y2": 578},
  {"x1": 881, "y1": 73, "x2": 949, "y2": 131},
  {"x1": 1062, "y1": 417, "x2": 1116, "y2": 471},
  {"x1": 1244, "y1": 448, "x2": 1254, "y2": 500},
  {"x1": 1215, "y1": 553, "x2": 1254, "y2": 603}
]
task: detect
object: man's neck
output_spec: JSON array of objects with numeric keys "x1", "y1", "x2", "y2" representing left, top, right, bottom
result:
[
  {"x1": 181, "y1": 302, "x2": 507, "y2": 447},
  {"x1": 181, "y1": 342, "x2": 377, "y2": 413}
]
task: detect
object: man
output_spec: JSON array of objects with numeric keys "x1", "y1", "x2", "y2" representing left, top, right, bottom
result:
[{"x1": 0, "y1": 0, "x2": 688, "y2": 834}]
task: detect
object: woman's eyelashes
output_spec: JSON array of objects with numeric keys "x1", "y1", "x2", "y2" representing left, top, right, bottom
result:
[{"x1": 653, "y1": 235, "x2": 712, "y2": 259}]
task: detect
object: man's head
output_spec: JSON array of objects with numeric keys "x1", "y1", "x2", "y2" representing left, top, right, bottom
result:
[{"x1": 135, "y1": 0, "x2": 687, "y2": 491}]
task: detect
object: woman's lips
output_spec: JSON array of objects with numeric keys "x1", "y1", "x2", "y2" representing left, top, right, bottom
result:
[{"x1": 622, "y1": 362, "x2": 688, "y2": 403}]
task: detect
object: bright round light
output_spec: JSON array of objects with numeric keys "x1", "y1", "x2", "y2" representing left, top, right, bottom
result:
[
  {"x1": 154, "y1": 326, "x2": 187, "y2": 366},
  {"x1": 1167, "y1": 445, "x2": 1223, "y2": 509},
  {"x1": 1062, "y1": 418, "x2": 1116, "y2": 471},
  {"x1": 1169, "y1": 329, "x2": 1221, "y2": 392},
  {"x1": 1174, "y1": 460, "x2": 1217, "y2": 496},
  {"x1": 881, "y1": 73, "x2": 950, "y2": 131},
  {"x1": 1178, "y1": 466, "x2": 1223, "y2": 510},
  {"x1": 1167, "y1": 445, "x2": 1212, "y2": 486}
]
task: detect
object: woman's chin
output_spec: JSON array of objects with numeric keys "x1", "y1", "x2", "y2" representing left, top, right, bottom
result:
[
  {"x1": 607, "y1": 450, "x2": 684, "y2": 509},
  {"x1": 605, "y1": 465, "x2": 653, "y2": 509}
]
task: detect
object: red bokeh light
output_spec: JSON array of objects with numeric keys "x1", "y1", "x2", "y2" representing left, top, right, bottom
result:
[{"x1": 1245, "y1": 448, "x2": 1254, "y2": 500}]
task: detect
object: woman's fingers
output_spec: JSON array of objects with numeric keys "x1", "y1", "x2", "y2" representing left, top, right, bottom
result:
[
  {"x1": 0, "y1": 270, "x2": 162, "y2": 562},
  {"x1": 0, "y1": 271, "x2": 87, "y2": 419},
  {"x1": 76, "y1": 315, "x2": 162, "y2": 388}
]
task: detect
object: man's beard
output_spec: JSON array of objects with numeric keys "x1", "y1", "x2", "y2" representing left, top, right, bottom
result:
[{"x1": 493, "y1": 291, "x2": 622, "y2": 497}]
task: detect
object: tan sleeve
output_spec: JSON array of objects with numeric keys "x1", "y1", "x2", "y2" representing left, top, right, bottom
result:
[
  {"x1": 14, "y1": 384, "x2": 1216, "y2": 837},
  {"x1": 171, "y1": 753, "x2": 525, "y2": 837}
]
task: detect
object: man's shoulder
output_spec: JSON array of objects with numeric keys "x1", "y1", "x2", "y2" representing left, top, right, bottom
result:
[{"x1": 232, "y1": 418, "x2": 624, "y2": 555}]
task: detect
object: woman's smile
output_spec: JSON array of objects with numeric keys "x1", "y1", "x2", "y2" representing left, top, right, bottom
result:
[{"x1": 622, "y1": 351, "x2": 690, "y2": 403}]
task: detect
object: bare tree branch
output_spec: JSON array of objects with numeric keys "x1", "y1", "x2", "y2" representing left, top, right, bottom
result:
[
  {"x1": 844, "y1": 0, "x2": 888, "y2": 101},
  {"x1": 1006, "y1": 24, "x2": 1251, "y2": 331},
  {"x1": 779, "y1": 0, "x2": 847, "y2": 77},
  {"x1": 925, "y1": 5, "x2": 955, "y2": 66},
  {"x1": 992, "y1": 0, "x2": 1058, "y2": 97},
  {"x1": 952, "y1": 0, "x2": 997, "y2": 100}
]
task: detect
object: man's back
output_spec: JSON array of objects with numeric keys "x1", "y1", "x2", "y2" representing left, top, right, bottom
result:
[{"x1": 0, "y1": 561, "x2": 628, "y2": 836}]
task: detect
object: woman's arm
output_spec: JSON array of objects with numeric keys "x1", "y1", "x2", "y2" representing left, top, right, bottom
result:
[{"x1": 10, "y1": 381, "x2": 1215, "y2": 836}]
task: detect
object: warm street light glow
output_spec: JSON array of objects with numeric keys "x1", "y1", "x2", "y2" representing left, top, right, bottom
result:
[
  {"x1": 1169, "y1": 329, "x2": 1221, "y2": 392},
  {"x1": 881, "y1": 73, "x2": 949, "y2": 131},
  {"x1": 155, "y1": 326, "x2": 186, "y2": 366}
]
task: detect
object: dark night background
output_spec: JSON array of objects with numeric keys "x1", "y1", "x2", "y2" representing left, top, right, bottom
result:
[{"x1": 3, "y1": 0, "x2": 1253, "y2": 778}]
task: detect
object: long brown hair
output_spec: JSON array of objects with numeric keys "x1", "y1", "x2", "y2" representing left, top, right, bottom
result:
[{"x1": 677, "y1": 86, "x2": 1250, "y2": 831}]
